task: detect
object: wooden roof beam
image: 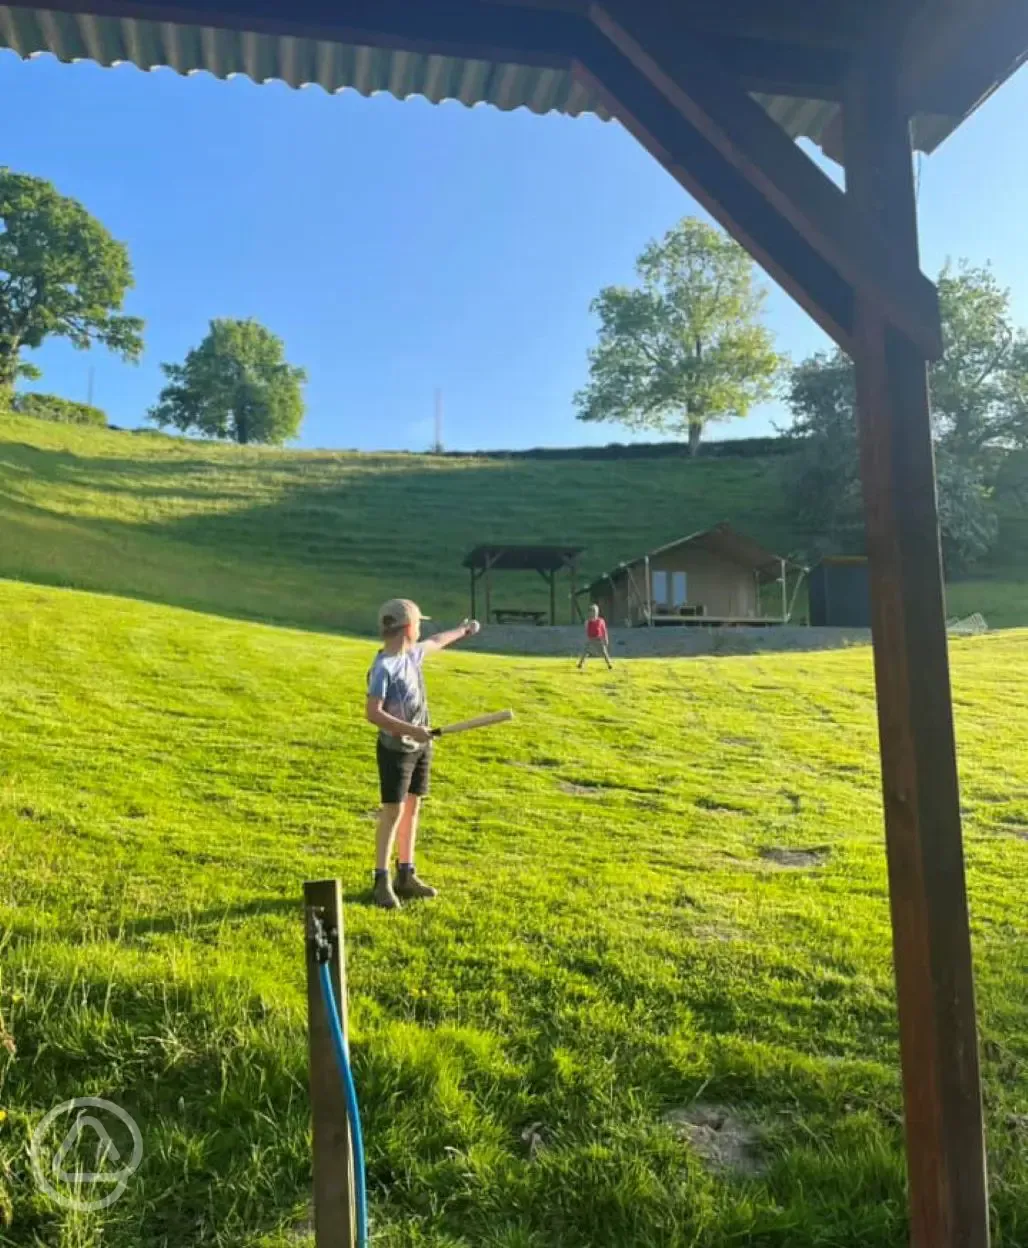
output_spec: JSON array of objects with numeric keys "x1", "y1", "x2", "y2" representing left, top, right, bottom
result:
[
  {"x1": 481, "y1": 0, "x2": 874, "y2": 47},
  {"x1": 822, "y1": 0, "x2": 1028, "y2": 158},
  {"x1": 685, "y1": 32, "x2": 849, "y2": 100},
  {"x1": 580, "y1": 4, "x2": 943, "y2": 360},
  {"x1": 14, "y1": 0, "x2": 585, "y2": 65},
  {"x1": 902, "y1": 0, "x2": 1028, "y2": 122}
]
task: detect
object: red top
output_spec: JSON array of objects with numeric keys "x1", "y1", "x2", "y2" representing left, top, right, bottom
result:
[{"x1": 586, "y1": 618, "x2": 608, "y2": 640}]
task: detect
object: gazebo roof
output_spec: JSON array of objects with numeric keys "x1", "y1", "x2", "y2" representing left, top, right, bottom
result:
[
  {"x1": 1, "y1": 2, "x2": 1025, "y2": 163},
  {"x1": 463, "y1": 543, "x2": 583, "y2": 572}
]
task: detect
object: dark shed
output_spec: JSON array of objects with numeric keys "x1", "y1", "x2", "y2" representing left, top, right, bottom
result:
[{"x1": 809, "y1": 557, "x2": 871, "y2": 627}]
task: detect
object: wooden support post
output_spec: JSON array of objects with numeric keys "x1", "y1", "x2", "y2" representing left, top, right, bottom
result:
[
  {"x1": 470, "y1": 567, "x2": 477, "y2": 622},
  {"x1": 780, "y1": 559, "x2": 788, "y2": 623},
  {"x1": 484, "y1": 555, "x2": 493, "y2": 624},
  {"x1": 844, "y1": 53, "x2": 989, "y2": 1248},
  {"x1": 304, "y1": 878, "x2": 356, "y2": 1248},
  {"x1": 549, "y1": 570, "x2": 557, "y2": 626},
  {"x1": 569, "y1": 559, "x2": 578, "y2": 624}
]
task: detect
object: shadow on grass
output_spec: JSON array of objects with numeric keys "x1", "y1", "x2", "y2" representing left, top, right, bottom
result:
[
  {"x1": 0, "y1": 435, "x2": 804, "y2": 641},
  {"x1": 2, "y1": 895, "x2": 377, "y2": 951},
  {"x1": 1, "y1": 963, "x2": 312, "y2": 1246}
]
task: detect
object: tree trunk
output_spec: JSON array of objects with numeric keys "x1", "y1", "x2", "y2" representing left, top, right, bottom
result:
[
  {"x1": 0, "y1": 343, "x2": 21, "y2": 400},
  {"x1": 689, "y1": 337, "x2": 705, "y2": 457}
]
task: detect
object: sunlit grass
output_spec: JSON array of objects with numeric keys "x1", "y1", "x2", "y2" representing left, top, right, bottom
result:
[{"x1": 2, "y1": 581, "x2": 1027, "y2": 1245}]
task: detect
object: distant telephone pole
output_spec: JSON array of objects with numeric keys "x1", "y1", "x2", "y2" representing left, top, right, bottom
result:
[
  {"x1": 87, "y1": 366, "x2": 95, "y2": 407},
  {"x1": 433, "y1": 388, "x2": 444, "y2": 454}
]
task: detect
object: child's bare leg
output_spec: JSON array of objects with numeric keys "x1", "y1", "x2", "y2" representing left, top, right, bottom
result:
[
  {"x1": 395, "y1": 794, "x2": 421, "y2": 864},
  {"x1": 394, "y1": 794, "x2": 436, "y2": 899},
  {"x1": 577, "y1": 647, "x2": 588, "y2": 669},
  {"x1": 375, "y1": 803, "x2": 403, "y2": 872},
  {"x1": 603, "y1": 644, "x2": 613, "y2": 670}
]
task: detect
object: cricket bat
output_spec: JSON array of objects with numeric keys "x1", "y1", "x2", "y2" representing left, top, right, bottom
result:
[{"x1": 431, "y1": 710, "x2": 514, "y2": 738}]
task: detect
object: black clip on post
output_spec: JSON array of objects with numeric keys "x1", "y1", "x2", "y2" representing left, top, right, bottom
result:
[{"x1": 309, "y1": 908, "x2": 335, "y2": 966}]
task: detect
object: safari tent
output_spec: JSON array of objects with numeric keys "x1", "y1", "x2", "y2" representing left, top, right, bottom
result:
[{"x1": 588, "y1": 523, "x2": 797, "y2": 626}]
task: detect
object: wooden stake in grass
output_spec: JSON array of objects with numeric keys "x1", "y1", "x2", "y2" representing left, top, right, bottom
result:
[{"x1": 304, "y1": 878, "x2": 356, "y2": 1248}]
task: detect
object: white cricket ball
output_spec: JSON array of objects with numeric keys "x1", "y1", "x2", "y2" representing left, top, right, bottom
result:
[{"x1": 467, "y1": 619, "x2": 481, "y2": 636}]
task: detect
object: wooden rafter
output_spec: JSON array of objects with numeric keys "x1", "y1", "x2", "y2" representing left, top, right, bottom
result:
[
  {"x1": 581, "y1": 3, "x2": 943, "y2": 359},
  {"x1": 10, "y1": 0, "x2": 858, "y2": 99},
  {"x1": 634, "y1": 0, "x2": 873, "y2": 48},
  {"x1": 821, "y1": 0, "x2": 1028, "y2": 159},
  {"x1": 692, "y1": 32, "x2": 848, "y2": 99},
  {"x1": 14, "y1": 0, "x2": 584, "y2": 63},
  {"x1": 901, "y1": 0, "x2": 1028, "y2": 120}
]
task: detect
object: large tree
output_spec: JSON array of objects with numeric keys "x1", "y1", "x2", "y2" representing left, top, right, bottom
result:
[
  {"x1": 784, "y1": 262, "x2": 1028, "y2": 571},
  {"x1": 931, "y1": 262, "x2": 1028, "y2": 459},
  {"x1": 150, "y1": 318, "x2": 307, "y2": 445},
  {"x1": 575, "y1": 218, "x2": 779, "y2": 455},
  {"x1": 0, "y1": 168, "x2": 144, "y2": 394}
]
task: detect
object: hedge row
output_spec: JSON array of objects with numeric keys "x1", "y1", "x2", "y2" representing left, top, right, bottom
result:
[
  {"x1": 11, "y1": 392, "x2": 108, "y2": 427},
  {"x1": 436, "y1": 435, "x2": 795, "y2": 462}
]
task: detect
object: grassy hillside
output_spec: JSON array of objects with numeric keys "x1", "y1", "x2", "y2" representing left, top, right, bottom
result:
[
  {"x1": 0, "y1": 415, "x2": 801, "y2": 635},
  {"x1": 2, "y1": 581, "x2": 1027, "y2": 1246},
  {"x1": 2, "y1": 414, "x2": 1024, "y2": 632}
]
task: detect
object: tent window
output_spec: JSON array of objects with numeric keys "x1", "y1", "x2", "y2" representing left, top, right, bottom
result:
[
  {"x1": 651, "y1": 570, "x2": 667, "y2": 605},
  {"x1": 672, "y1": 572, "x2": 687, "y2": 606}
]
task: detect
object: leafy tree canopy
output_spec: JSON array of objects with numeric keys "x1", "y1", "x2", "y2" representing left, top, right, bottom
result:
[
  {"x1": 0, "y1": 168, "x2": 144, "y2": 392},
  {"x1": 149, "y1": 319, "x2": 307, "y2": 446},
  {"x1": 575, "y1": 218, "x2": 779, "y2": 455},
  {"x1": 784, "y1": 262, "x2": 1028, "y2": 571}
]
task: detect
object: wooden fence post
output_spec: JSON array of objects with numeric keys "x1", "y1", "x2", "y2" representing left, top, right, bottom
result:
[{"x1": 304, "y1": 878, "x2": 356, "y2": 1248}]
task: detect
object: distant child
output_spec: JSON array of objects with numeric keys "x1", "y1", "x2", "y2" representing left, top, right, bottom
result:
[
  {"x1": 365, "y1": 598, "x2": 480, "y2": 910},
  {"x1": 578, "y1": 604, "x2": 613, "y2": 670}
]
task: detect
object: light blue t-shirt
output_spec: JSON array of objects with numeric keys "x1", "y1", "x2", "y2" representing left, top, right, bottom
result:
[{"x1": 367, "y1": 645, "x2": 429, "y2": 752}]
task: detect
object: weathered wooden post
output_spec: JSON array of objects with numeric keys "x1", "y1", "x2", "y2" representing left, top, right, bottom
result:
[
  {"x1": 843, "y1": 50, "x2": 989, "y2": 1248},
  {"x1": 304, "y1": 878, "x2": 356, "y2": 1248}
]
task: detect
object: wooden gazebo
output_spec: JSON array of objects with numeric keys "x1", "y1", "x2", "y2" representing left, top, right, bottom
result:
[
  {"x1": 463, "y1": 543, "x2": 583, "y2": 625},
  {"x1": 9, "y1": 2, "x2": 1027, "y2": 1245}
]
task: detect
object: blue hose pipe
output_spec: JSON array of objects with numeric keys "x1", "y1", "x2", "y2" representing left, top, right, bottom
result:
[{"x1": 318, "y1": 959, "x2": 369, "y2": 1248}]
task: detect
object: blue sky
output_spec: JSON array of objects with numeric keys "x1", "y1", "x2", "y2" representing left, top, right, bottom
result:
[{"x1": 3, "y1": 51, "x2": 1028, "y2": 452}]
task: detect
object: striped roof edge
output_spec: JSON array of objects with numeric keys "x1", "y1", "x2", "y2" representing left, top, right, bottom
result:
[{"x1": 0, "y1": 6, "x2": 977, "y2": 155}]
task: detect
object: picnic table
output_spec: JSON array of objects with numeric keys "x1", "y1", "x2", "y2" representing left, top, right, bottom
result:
[{"x1": 492, "y1": 608, "x2": 548, "y2": 625}]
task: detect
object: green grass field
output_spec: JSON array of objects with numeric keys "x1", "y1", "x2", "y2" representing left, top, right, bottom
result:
[
  {"x1": 2, "y1": 581, "x2": 1028, "y2": 1246},
  {"x1": 2, "y1": 414, "x2": 1025, "y2": 632},
  {"x1": 1, "y1": 414, "x2": 1027, "y2": 1245}
]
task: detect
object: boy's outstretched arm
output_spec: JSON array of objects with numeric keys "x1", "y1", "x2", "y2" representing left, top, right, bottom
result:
[{"x1": 421, "y1": 619, "x2": 480, "y2": 654}]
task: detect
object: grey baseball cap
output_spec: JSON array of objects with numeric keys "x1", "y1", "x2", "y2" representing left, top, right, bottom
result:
[{"x1": 377, "y1": 598, "x2": 430, "y2": 634}]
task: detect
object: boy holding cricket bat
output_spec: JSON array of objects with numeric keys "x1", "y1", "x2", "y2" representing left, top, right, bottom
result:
[{"x1": 365, "y1": 598, "x2": 480, "y2": 910}]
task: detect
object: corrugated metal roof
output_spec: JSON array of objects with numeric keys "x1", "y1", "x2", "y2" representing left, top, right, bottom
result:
[
  {"x1": 0, "y1": 5, "x2": 959, "y2": 155},
  {"x1": 0, "y1": 7, "x2": 608, "y2": 117}
]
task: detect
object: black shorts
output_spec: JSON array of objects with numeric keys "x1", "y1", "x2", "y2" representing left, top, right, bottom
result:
[{"x1": 377, "y1": 740, "x2": 432, "y2": 805}]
